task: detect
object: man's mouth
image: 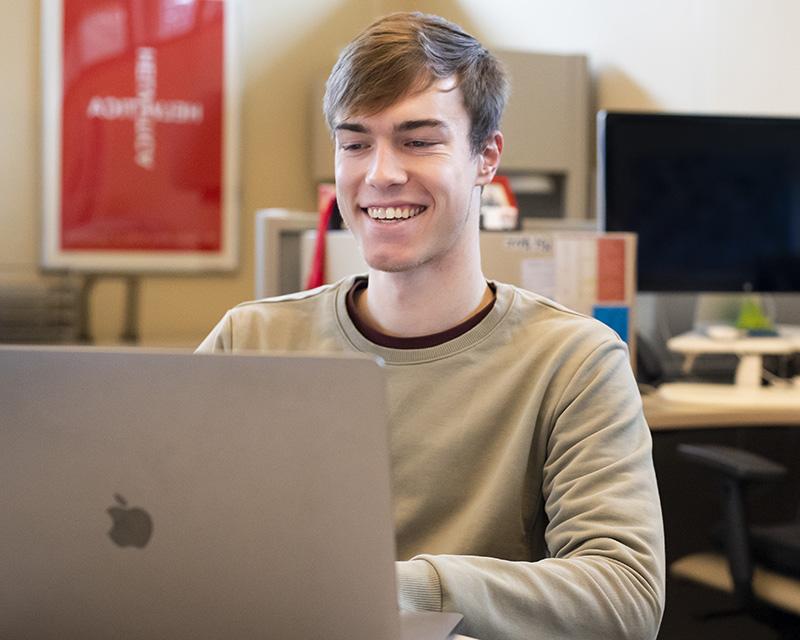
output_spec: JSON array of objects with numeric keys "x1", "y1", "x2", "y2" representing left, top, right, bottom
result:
[{"x1": 363, "y1": 206, "x2": 427, "y2": 221}]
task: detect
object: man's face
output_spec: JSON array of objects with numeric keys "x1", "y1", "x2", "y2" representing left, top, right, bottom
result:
[{"x1": 333, "y1": 78, "x2": 498, "y2": 274}]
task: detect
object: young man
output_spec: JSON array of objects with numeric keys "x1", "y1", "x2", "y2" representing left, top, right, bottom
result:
[{"x1": 198, "y1": 12, "x2": 665, "y2": 640}]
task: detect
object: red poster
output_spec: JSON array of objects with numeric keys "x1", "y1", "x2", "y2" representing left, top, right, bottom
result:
[{"x1": 42, "y1": 0, "x2": 238, "y2": 272}]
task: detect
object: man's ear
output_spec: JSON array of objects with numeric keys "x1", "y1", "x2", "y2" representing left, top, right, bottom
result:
[{"x1": 475, "y1": 131, "x2": 504, "y2": 186}]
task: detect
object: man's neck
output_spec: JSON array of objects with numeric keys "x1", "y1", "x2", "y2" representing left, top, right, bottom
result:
[{"x1": 356, "y1": 258, "x2": 492, "y2": 338}]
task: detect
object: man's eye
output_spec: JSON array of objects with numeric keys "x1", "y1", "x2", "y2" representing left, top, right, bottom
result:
[
  {"x1": 407, "y1": 140, "x2": 434, "y2": 148},
  {"x1": 340, "y1": 142, "x2": 367, "y2": 151}
]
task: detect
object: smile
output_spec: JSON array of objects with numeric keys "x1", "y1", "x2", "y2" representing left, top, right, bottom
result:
[{"x1": 364, "y1": 206, "x2": 426, "y2": 221}]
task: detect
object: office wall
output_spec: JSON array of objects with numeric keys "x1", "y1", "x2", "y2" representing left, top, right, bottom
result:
[
  {"x1": 1, "y1": 3, "x2": 40, "y2": 277},
  {"x1": 2, "y1": 0, "x2": 800, "y2": 344},
  {"x1": 454, "y1": 0, "x2": 800, "y2": 115}
]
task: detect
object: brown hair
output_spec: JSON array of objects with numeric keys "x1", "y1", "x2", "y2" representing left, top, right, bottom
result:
[{"x1": 323, "y1": 12, "x2": 509, "y2": 155}]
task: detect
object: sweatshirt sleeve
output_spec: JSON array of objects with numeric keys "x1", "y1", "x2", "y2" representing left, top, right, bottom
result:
[
  {"x1": 195, "y1": 311, "x2": 233, "y2": 352},
  {"x1": 402, "y1": 339, "x2": 665, "y2": 640}
]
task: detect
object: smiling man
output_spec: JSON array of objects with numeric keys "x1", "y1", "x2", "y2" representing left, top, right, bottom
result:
[
  {"x1": 332, "y1": 72, "x2": 498, "y2": 338},
  {"x1": 198, "y1": 12, "x2": 665, "y2": 640}
]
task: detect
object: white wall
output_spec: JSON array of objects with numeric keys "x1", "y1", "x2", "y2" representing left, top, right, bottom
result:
[
  {"x1": 459, "y1": 0, "x2": 800, "y2": 116},
  {"x1": 2, "y1": 0, "x2": 800, "y2": 344}
]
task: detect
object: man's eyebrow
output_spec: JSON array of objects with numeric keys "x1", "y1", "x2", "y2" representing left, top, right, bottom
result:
[
  {"x1": 334, "y1": 122, "x2": 369, "y2": 133},
  {"x1": 334, "y1": 119, "x2": 450, "y2": 134},
  {"x1": 395, "y1": 119, "x2": 449, "y2": 133}
]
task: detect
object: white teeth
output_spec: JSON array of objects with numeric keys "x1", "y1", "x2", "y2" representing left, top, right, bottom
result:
[{"x1": 366, "y1": 206, "x2": 424, "y2": 220}]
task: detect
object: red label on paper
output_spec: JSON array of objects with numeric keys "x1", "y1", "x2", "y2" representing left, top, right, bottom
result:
[
  {"x1": 60, "y1": 0, "x2": 225, "y2": 252},
  {"x1": 597, "y1": 237, "x2": 626, "y2": 301}
]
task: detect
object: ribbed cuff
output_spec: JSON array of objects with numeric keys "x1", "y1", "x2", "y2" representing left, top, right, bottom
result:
[{"x1": 395, "y1": 558, "x2": 442, "y2": 612}]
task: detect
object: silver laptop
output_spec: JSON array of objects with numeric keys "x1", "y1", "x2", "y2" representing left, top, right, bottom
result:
[{"x1": 0, "y1": 347, "x2": 461, "y2": 640}]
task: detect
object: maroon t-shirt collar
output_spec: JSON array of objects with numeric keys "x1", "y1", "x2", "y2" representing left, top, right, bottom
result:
[{"x1": 345, "y1": 277, "x2": 496, "y2": 350}]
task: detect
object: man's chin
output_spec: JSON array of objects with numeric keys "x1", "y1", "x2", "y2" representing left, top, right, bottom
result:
[
  {"x1": 366, "y1": 263, "x2": 415, "y2": 274},
  {"x1": 364, "y1": 255, "x2": 426, "y2": 274}
]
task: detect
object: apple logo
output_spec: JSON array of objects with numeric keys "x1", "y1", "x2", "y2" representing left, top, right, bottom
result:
[{"x1": 107, "y1": 493, "x2": 153, "y2": 548}]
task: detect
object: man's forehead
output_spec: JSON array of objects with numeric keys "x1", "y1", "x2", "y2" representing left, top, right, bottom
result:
[{"x1": 334, "y1": 78, "x2": 464, "y2": 131}]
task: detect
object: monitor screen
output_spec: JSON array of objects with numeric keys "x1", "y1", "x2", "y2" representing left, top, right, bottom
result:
[{"x1": 598, "y1": 111, "x2": 800, "y2": 292}]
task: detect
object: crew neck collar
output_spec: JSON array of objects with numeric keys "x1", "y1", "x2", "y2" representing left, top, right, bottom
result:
[{"x1": 334, "y1": 275, "x2": 515, "y2": 365}]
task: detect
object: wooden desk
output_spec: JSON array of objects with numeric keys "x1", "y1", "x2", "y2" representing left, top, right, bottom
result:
[
  {"x1": 643, "y1": 392, "x2": 800, "y2": 430},
  {"x1": 644, "y1": 391, "x2": 800, "y2": 566}
]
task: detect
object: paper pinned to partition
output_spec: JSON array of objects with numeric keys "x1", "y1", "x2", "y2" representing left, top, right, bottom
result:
[
  {"x1": 553, "y1": 236, "x2": 598, "y2": 315},
  {"x1": 521, "y1": 258, "x2": 556, "y2": 300},
  {"x1": 517, "y1": 233, "x2": 633, "y2": 314}
]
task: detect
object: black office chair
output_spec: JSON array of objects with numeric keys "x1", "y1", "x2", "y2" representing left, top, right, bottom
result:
[{"x1": 670, "y1": 443, "x2": 800, "y2": 636}]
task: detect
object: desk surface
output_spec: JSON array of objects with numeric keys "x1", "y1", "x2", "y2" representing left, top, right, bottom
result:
[{"x1": 643, "y1": 392, "x2": 800, "y2": 430}]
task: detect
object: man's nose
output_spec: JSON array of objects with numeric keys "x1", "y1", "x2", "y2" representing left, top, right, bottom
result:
[{"x1": 365, "y1": 143, "x2": 407, "y2": 188}]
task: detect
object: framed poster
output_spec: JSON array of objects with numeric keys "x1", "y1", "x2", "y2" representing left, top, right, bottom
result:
[{"x1": 41, "y1": 0, "x2": 239, "y2": 272}]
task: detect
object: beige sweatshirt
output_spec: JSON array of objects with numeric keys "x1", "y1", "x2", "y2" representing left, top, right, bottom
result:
[{"x1": 197, "y1": 276, "x2": 665, "y2": 640}]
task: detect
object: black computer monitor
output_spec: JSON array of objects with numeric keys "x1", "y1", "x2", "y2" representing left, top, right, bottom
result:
[{"x1": 598, "y1": 111, "x2": 800, "y2": 292}]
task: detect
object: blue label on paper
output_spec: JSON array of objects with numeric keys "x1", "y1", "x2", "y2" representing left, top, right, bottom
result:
[{"x1": 593, "y1": 306, "x2": 629, "y2": 344}]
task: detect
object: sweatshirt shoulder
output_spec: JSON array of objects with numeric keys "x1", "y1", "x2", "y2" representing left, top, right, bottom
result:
[
  {"x1": 497, "y1": 282, "x2": 623, "y2": 347},
  {"x1": 226, "y1": 279, "x2": 345, "y2": 321},
  {"x1": 201, "y1": 279, "x2": 352, "y2": 353}
]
